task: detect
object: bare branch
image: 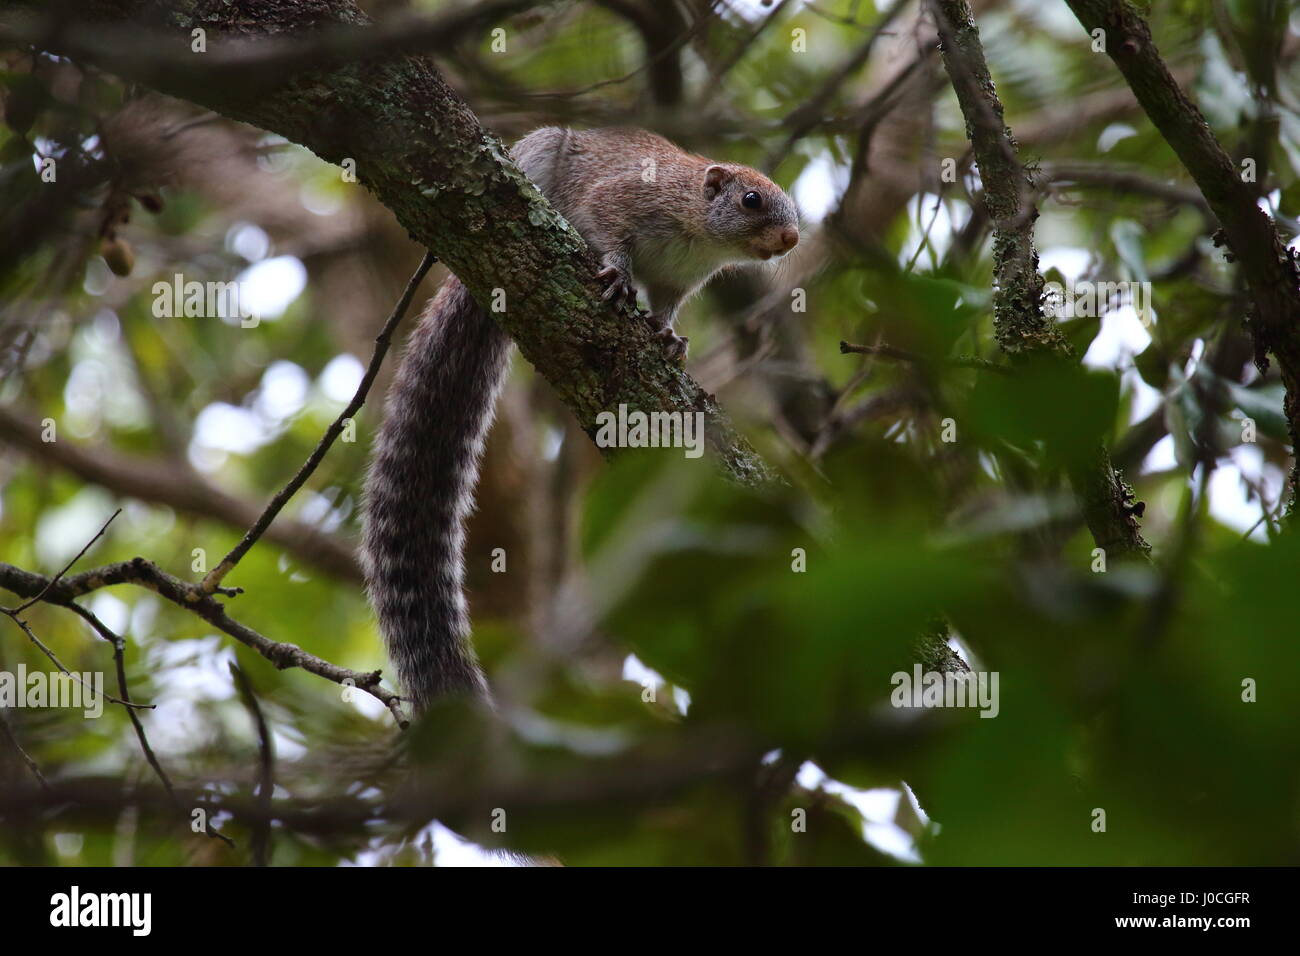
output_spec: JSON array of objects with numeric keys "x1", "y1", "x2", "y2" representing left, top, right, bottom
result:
[
  {"x1": 64, "y1": 600, "x2": 234, "y2": 846},
  {"x1": 66, "y1": 604, "x2": 175, "y2": 799},
  {"x1": 0, "y1": 559, "x2": 408, "y2": 728},
  {"x1": 0, "y1": 709, "x2": 49, "y2": 792},
  {"x1": 200, "y1": 251, "x2": 436, "y2": 594},
  {"x1": 1, "y1": 0, "x2": 546, "y2": 95},
  {"x1": 1, "y1": 611, "x2": 152, "y2": 710},
  {"x1": 769, "y1": 0, "x2": 910, "y2": 167},
  {"x1": 1, "y1": 508, "x2": 156, "y2": 713},
  {"x1": 1039, "y1": 161, "x2": 1211, "y2": 214},
  {"x1": 8, "y1": 509, "x2": 119, "y2": 614}
]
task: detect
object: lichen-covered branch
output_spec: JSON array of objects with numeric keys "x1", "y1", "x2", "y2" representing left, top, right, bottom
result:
[
  {"x1": 929, "y1": 0, "x2": 1150, "y2": 561},
  {"x1": 1063, "y1": 0, "x2": 1300, "y2": 508},
  {"x1": 929, "y1": 0, "x2": 1063, "y2": 357},
  {"x1": 1, "y1": 0, "x2": 775, "y2": 487}
]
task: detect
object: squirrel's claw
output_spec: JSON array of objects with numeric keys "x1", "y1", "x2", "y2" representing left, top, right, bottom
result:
[
  {"x1": 597, "y1": 265, "x2": 634, "y2": 308},
  {"x1": 655, "y1": 327, "x2": 689, "y2": 362},
  {"x1": 643, "y1": 312, "x2": 688, "y2": 362}
]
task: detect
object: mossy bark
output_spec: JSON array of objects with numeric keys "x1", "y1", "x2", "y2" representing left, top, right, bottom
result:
[
  {"x1": 933, "y1": 0, "x2": 1151, "y2": 561},
  {"x1": 1065, "y1": 0, "x2": 1300, "y2": 510},
  {"x1": 42, "y1": 0, "x2": 776, "y2": 486}
]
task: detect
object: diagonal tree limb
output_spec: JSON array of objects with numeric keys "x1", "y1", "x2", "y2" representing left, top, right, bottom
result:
[
  {"x1": 1, "y1": 610, "x2": 152, "y2": 709},
  {"x1": 1062, "y1": 0, "x2": 1300, "y2": 509},
  {"x1": 0, "y1": 0, "x2": 776, "y2": 488},
  {"x1": 840, "y1": 340, "x2": 1011, "y2": 374},
  {"x1": 0, "y1": 707, "x2": 50, "y2": 792},
  {"x1": 929, "y1": 0, "x2": 1063, "y2": 357},
  {"x1": 230, "y1": 663, "x2": 276, "y2": 865},
  {"x1": 929, "y1": 0, "x2": 1151, "y2": 561},
  {"x1": 769, "y1": 0, "x2": 911, "y2": 167},
  {"x1": 1, "y1": 508, "x2": 154, "y2": 711}
]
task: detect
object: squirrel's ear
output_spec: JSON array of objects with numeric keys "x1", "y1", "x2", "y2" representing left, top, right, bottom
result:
[{"x1": 703, "y1": 165, "x2": 733, "y2": 200}]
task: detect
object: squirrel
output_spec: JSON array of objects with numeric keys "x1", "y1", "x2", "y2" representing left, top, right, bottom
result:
[{"x1": 362, "y1": 127, "x2": 800, "y2": 714}]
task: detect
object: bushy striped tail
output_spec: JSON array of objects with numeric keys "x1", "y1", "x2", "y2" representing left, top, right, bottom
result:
[{"x1": 362, "y1": 277, "x2": 511, "y2": 713}]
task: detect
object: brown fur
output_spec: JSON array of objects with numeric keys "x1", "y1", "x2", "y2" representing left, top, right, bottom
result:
[
  {"x1": 364, "y1": 128, "x2": 799, "y2": 711},
  {"x1": 514, "y1": 128, "x2": 799, "y2": 327}
]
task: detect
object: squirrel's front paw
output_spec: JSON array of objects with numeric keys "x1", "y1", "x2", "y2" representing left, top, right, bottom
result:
[
  {"x1": 655, "y1": 327, "x2": 689, "y2": 362},
  {"x1": 596, "y1": 263, "x2": 634, "y2": 309}
]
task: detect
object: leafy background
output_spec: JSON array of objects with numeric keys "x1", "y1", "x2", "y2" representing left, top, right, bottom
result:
[{"x1": 0, "y1": 0, "x2": 1297, "y2": 865}]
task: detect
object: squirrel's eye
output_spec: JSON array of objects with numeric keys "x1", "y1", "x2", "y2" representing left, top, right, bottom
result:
[{"x1": 741, "y1": 191, "x2": 763, "y2": 210}]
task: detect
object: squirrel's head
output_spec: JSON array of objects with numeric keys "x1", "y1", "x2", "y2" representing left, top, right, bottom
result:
[{"x1": 702, "y1": 164, "x2": 800, "y2": 261}]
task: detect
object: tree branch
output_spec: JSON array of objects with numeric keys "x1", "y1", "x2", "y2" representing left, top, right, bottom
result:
[
  {"x1": 8, "y1": 508, "x2": 120, "y2": 614},
  {"x1": 199, "y1": 251, "x2": 435, "y2": 594},
  {"x1": 63, "y1": 599, "x2": 233, "y2": 845},
  {"x1": 0, "y1": 405, "x2": 362, "y2": 582},
  {"x1": 0, "y1": 558, "x2": 408, "y2": 727},
  {"x1": 1062, "y1": 0, "x2": 1300, "y2": 508},
  {"x1": 230, "y1": 663, "x2": 275, "y2": 865},
  {"x1": 1040, "y1": 160, "x2": 1211, "y2": 213},
  {"x1": 929, "y1": 0, "x2": 1151, "y2": 561},
  {"x1": 1, "y1": 0, "x2": 776, "y2": 487},
  {"x1": 2, "y1": 0, "x2": 545, "y2": 94},
  {"x1": 0, "y1": 709, "x2": 49, "y2": 791}
]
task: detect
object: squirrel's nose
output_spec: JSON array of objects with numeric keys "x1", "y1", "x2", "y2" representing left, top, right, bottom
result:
[{"x1": 780, "y1": 226, "x2": 799, "y2": 251}]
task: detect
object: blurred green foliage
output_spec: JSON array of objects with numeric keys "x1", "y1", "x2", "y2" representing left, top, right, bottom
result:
[{"x1": 1, "y1": 0, "x2": 1298, "y2": 865}]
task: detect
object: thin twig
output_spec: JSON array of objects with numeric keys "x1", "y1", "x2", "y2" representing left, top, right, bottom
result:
[
  {"x1": 67, "y1": 605, "x2": 174, "y2": 797},
  {"x1": 66, "y1": 601, "x2": 236, "y2": 847},
  {"x1": 1040, "y1": 161, "x2": 1210, "y2": 213},
  {"x1": 529, "y1": 1, "x2": 720, "y2": 99},
  {"x1": 840, "y1": 340, "x2": 1010, "y2": 373},
  {"x1": 8, "y1": 508, "x2": 119, "y2": 614},
  {"x1": 200, "y1": 251, "x2": 436, "y2": 594},
  {"x1": 2, "y1": 509, "x2": 149, "y2": 709},
  {"x1": 231, "y1": 664, "x2": 275, "y2": 866},
  {"x1": 768, "y1": 0, "x2": 910, "y2": 167},
  {"x1": 707, "y1": 0, "x2": 791, "y2": 85},
  {"x1": 2, "y1": 611, "x2": 151, "y2": 709},
  {"x1": 0, "y1": 558, "x2": 408, "y2": 728},
  {"x1": 903, "y1": 192, "x2": 947, "y2": 274},
  {"x1": 0, "y1": 707, "x2": 50, "y2": 792}
]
